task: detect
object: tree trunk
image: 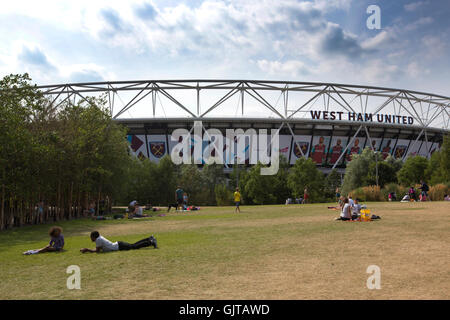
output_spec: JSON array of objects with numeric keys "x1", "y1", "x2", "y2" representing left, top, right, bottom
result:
[
  {"x1": 1, "y1": 181, "x2": 5, "y2": 231},
  {"x1": 69, "y1": 182, "x2": 74, "y2": 220},
  {"x1": 56, "y1": 181, "x2": 61, "y2": 221},
  {"x1": 97, "y1": 187, "x2": 101, "y2": 216}
]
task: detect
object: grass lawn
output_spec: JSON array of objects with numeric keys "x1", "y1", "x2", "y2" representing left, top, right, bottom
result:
[{"x1": 0, "y1": 201, "x2": 449, "y2": 300}]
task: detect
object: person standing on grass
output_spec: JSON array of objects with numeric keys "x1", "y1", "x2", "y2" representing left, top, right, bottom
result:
[
  {"x1": 80, "y1": 231, "x2": 157, "y2": 253},
  {"x1": 234, "y1": 187, "x2": 241, "y2": 213},
  {"x1": 175, "y1": 186, "x2": 184, "y2": 211},
  {"x1": 302, "y1": 187, "x2": 309, "y2": 204},
  {"x1": 419, "y1": 181, "x2": 429, "y2": 199},
  {"x1": 183, "y1": 192, "x2": 189, "y2": 206},
  {"x1": 335, "y1": 188, "x2": 340, "y2": 203},
  {"x1": 23, "y1": 226, "x2": 64, "y2": 255},
  {"x1": 409, "y1": 186, "x2": 417, "y2": 201}
]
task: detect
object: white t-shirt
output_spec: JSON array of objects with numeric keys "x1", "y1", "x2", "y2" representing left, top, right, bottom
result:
[
  {"x1": 95, "y1": 235, "x2": 119, "y2": 252},
  {"x1": 129, "y1": 200, "x2": 137, "y2": 207},
  {"x1": 135, "y1": 207, "x2": 143, "y2": 215},
  {"x1": 353, "y1": 203, "x2": 361, "y2": 215},
  {"x1": 340, "y1": 203, "x2": 351, "y2": 219},
  {"x1": 348, "y1": 198, "x2": 354, "y2": 207}
]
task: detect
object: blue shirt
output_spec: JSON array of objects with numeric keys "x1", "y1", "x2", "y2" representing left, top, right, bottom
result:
[{"x1": 49, "y1": 234, "x2": 64, "y2": 250}]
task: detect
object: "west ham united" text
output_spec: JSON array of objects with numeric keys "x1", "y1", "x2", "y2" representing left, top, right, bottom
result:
[{"x1": 310, "y1": 110, "x2": 414, "y2": 125}]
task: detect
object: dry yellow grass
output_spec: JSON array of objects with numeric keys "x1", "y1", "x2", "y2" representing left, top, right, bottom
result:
[{"x1": 0, "y1": 201, "x2": 449, "y2": 299}]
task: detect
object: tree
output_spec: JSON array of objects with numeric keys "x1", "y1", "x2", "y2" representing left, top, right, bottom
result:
[
  {"x1": 397, "y1": 156, "x2": 429, "y2": 186},
  {"x1": 155, "y1": 155, "x2": 178, "y2": 205},
  {"x1": 438, "y1": 135, "x2": 450, "y2": 183},
  {"x1": 341, "y1": 148, "x2": 371, "y2": 194},
  {"x1": 201, "y1": 164, "x2": 226, "y2": 205},
  {"x1": 0, "y1": 73, "x2": 134, "y2": 229},
  {"x1": 272, "y1": 155, "x2": 291, "y2": 203},
  {"x1": 367, "y1": 158, "x2": 399, "y2": 187},
  {"x1": 287, "y1": 157, "x2": 325, "y2": 202},
  {"x1": 244, "y1": 163, "x2": 277, "y2": 204},
  {"x1": 325, "y1": 169, "x2": 342, "y2": 200}
]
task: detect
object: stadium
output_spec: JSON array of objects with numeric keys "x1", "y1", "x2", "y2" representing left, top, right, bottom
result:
[{"x1": 38, "y1": 80, "x2": 449, "y2": 174}]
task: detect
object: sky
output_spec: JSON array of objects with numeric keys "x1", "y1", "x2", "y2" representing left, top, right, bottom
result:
[{"x1": 0, "y1": 0, "x2": 449, "y2": 97}]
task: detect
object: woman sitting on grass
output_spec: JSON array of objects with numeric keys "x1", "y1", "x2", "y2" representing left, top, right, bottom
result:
[
  {"x1": 131, "y1": 203, "x2": 150, "y2": 218},
  {"x1": 335, "y1": 197, "x2": 352, "y2": 221},
  {"x1": 23, "y1": 226, "x2": 64, "y2": 255}
]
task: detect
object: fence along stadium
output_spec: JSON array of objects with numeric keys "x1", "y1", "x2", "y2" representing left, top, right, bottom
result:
[{"x1": 37, "y1": 80, "x2": 450, "y2": 174}]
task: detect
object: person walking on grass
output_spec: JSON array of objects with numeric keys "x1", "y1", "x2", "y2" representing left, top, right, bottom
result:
[
  {"x1": 234, "y1": 187, "x2": 241, "y2": 213},
  {"x1": 23, "y1": 226, "x2": 64, "y2": 255},
  {"x1": 80, "y1": 231, "x2": 157, "y2": 253}
]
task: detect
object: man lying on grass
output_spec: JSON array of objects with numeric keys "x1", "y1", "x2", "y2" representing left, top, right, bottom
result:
[{"x1": 80, "y1": 231, "x2": 157, "y2": 253}]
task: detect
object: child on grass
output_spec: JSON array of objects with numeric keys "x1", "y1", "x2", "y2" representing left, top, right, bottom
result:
[
  {"x1": 234, "y1": 187, "x2": 241, "y2": 213},
  {"x1": 23, "y1": 226, "x2": 64, "y2": 255}
]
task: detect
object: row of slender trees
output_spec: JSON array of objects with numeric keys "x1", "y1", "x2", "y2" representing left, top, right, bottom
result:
[{"x1": 0, "y1": 74, "x2": 131, "y2": 230}]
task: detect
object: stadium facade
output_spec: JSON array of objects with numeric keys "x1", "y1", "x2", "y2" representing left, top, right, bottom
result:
[{"x1": 38, "y1": 80, "x2": 449, "y2": 174}]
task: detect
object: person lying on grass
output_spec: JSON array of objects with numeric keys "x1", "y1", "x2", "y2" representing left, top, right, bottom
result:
[
  {"x1": 80, "y1": 231, "x2": 157, "y2": 253},
  {"x1": 23, "y1": 226, "x2": 64, "y2": 255}
]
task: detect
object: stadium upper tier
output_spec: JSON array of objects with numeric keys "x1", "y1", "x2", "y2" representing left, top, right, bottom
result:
[{"x1": 36, "y1": 80, "x2": 449, "y2": 170}]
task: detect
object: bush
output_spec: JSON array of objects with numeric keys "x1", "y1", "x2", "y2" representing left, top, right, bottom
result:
[
  {"x1": 397, "y1": 156, "x2": 429, "y2": 186},
  {"x1": 350, "y1": 187, "x2": 367, "y2": 201},
  {"x1": 287, "y1": 157, "x2": 326, "y2": 202},
  {"x1": 351, "y1": 185, "x2": 383, "y2": 201},
  {"x1": 429, "y1": 184, "x2": 449, "y2": 201},
  {"x1": 381, "y1": 183, "x2": 408, "y2": 201},
  {"x1": 215, "y1": 184, "x2": 234, "y2": 206}
]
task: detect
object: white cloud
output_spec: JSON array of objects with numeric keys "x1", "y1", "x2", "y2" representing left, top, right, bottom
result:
[
  {"x1": 361, "y1": 30, "x2": 395, "y2": 50},
  {"x1": 0, "y1": 0, "x2": 448, "y2": 97},
  {"x1": 257, "y1": 59, "x2": 308, "y2": 77},
  {"x1": 404, "y1": 1, "x2": 429, "y2": 12},
  {"x1": 404, "y1": 16, "x2": 434, "y2": 31},
  {"x1": 406, "y1": 61, "x2": 430, "y2": 78}
]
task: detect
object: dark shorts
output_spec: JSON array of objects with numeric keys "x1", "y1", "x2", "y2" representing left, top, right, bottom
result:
[
  {"x1": 177, "y1": 199, "x2": 183, "y2": 205},
  {"x1": 235, "y1": 201, "x2": 240, "y2": 207}
]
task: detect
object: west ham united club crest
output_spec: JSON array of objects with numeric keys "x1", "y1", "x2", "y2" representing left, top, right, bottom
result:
[
  {"x1": 294, "y1": 142, "x2": 309, "y2": 158},
  {"x1": 150, "y1": 142, "x2": 166, "y2": 158}
]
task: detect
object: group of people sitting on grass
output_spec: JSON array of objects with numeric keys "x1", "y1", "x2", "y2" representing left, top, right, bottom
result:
[
  {"x1": 23, "y1": 226, "x2": 158, "y2": 255},
  {"x1": 127, "y1": 200, "x2": 152, "y2": 218},
  {"x1": 92, "y1": 201, "x2": 163, "y2": 220},
  {"x1": 333, "y1": 196, "x2": 380, "y2": 221},
  {"x1": 401, "y1": 181, "x2": 431, "y2": 202}
]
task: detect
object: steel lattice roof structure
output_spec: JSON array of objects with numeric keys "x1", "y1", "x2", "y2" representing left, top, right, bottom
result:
[{"x1": 36, "y1": 80, "x2": 449, "y2": 171}]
